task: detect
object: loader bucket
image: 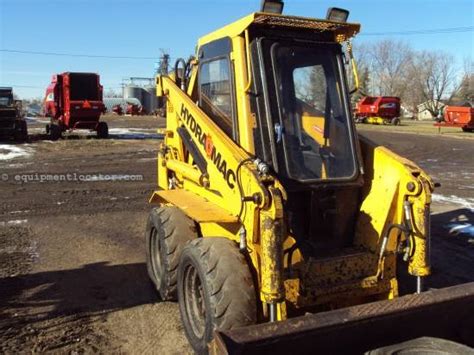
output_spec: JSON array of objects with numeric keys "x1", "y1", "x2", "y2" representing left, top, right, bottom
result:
[{"x1": 210, "y1": 282, "x2": 474, "y2": 354}]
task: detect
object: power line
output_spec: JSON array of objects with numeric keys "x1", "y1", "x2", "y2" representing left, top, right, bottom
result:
[
  {"x1": 361, "y1": 26, "x2": 474, "y2": 36},
  {"x1": 2, "y1": 84, "x2": 43, "y2": 89},
  {"x1": 4, "y1": 84, "x2": 125, "y2": 90},
  {"x1": 0, "y1": 49, "x2": 159, "y2": 60}
]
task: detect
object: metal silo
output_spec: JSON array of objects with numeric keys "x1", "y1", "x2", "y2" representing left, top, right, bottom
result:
[
  {"x1": 145, "y1": 86, "x2": 158, "y2": 113},
  {"x1": 123, "y1": 85, "x2": 143, "y2": 106},
  {"x1": 141, "y1": 88, "x2": 150, "y2": 114}
]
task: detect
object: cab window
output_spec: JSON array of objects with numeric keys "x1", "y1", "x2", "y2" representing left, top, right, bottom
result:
[{"x1": 199, "y1": 57, "x2": 234, "y2": 138}]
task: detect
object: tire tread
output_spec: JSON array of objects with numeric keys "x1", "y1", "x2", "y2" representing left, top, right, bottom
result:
[
  {"x1": 182, "y1": 238, "x2": 256, "y2": 334},
  {"x1": 146, "y1": 206, "x2": 197, "y2": 301}
]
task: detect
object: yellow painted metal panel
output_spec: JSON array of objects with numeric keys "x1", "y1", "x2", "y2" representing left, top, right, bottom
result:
[
  {"x1": 150, "y1": 190, "x2": 238, "y2": 223},
  {"x1": 231, "y1": 35, "x2": 255, "y2": 154},
  {"x1": 198, "y1": 12, "x2": 360, "y2": 47}
]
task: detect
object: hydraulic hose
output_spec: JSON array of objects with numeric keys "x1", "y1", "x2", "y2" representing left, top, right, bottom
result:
[
  {"x1": 174, "y1": 58, "x2": 187, "y2": 91},
  {"x1": 236, "y1": 158, "x2": 254, "y2": 222}
]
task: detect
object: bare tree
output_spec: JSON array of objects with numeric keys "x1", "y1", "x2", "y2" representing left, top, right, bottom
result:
[
  {"x1": 449, "y1": 57, "x2": 473, "y2": 105},
  {"x1": 352, "y1": 40, "x2": 462, "y2": 118},
  {"x1": 104, "y1": 88, "x2": 121, "y2": 98},
  {"x1": 403, "y1": 64, "x2": 426, "y2": 117},
  {"x1": 412, "y1": 51, "x2": 458, "y2": 117},
  {"x1": 368, "y1": 39, "x2": 413, "y2": 98},
  {"x1": 352, "y1": 43, "x2": 371, "y2": 101}
]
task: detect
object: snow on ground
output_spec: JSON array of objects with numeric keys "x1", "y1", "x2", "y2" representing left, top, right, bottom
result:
[
  {"x1": 108, "y1": 128, "x2": 162, "y2": 140},
  {"x1": 432, "y1": 193, "x2": 474, "y2": 210},
  {"x1": 25, "y1": 117, "x2": 49, "y2": 124},
  {"x1": 0, "y1": 144, "x2": 33, "y2": 161}
]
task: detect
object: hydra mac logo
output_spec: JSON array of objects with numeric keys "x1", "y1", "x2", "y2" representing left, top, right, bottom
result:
[{"x1": 180, "y1": 104, "x2": 236, "y2": 189}]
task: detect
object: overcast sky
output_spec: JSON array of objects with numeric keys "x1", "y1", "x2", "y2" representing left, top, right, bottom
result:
[{"x1": 1, "y1": 0, "x2": 472, "y2": 99}]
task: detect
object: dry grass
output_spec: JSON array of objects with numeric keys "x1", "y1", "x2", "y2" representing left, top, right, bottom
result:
[{"x1": 356, "y1": 120, "x2": 474, "y2": 140}]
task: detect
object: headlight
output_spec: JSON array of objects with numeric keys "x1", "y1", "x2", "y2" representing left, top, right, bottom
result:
[
  {"x1": 326, "y1": 7, "x2": 350, "y2": 22},
  {"x1": 260, "y1": 0, "x2": 284, "y2": 14}
]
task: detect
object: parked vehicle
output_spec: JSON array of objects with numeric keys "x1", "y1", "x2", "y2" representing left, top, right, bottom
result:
[
  {"x1": 43, "y1": 72, "x2": 107, "y2": 140},
  {"x1": 355, "y1": 96, "x2": 401, "y2": 125},
  {"x1": 0, "y1": 87, "x2": 28, "y2": 141},
  {"x1": 434, "y1": 105, "x2": 474, "y2": 132}
]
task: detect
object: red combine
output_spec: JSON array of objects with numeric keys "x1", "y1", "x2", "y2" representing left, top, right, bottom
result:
[
  {"x1": 354, "y1": 96, "x2": 401, "y2": 125},
  {"x1": 434, "y1": 106, "x2": 474, "y2": 132},
  {"x1": 43, "y1": 72, "x2": 108, "y2": 140}
]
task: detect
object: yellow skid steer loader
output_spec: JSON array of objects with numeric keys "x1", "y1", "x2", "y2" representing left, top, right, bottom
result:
[{"x1": 145, "y1": 2, "x2": 474, "y2": 353}]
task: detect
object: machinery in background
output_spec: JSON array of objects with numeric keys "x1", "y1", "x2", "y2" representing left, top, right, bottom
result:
[
  {"x1": 126, "y1": 102, "x2": 142, "y2": 116},
  {"x1": 43, "y1": 72, "x2": 107, "y2": 140},
  {"x1": 111, "y1": 104, "x2": 124, "y2": 116},
  {"x1": 434, "y1": 105, "x2": 474, "y2": 132},
  {"x1": 0, "y1": 87, "x2": 28, "y2": 142},
  {"x1": 355, "y1": 96, "x2": 401, "y2": 125}
]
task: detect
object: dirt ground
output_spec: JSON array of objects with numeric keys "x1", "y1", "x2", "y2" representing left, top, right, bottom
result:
[{"x1": 1, "y1": 117, "x2": 473, "y2": 353}]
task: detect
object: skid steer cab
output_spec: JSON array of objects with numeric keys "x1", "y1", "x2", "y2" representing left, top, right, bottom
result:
[{"x1": 145, "y1": 2, "x2": 474, "y2": 354}]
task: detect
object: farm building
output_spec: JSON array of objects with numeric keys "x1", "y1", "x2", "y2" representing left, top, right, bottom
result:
[{"x1": 417, "y1": 100, "x2": 446, "y2": 120}]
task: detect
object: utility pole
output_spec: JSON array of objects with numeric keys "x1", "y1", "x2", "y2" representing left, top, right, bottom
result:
[{"x1": 157, "y1": 49, "x2": 170, "y2": 75}]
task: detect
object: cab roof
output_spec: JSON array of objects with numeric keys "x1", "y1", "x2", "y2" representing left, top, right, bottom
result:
[{"x1": 198, "y1": 12, "x2": 361, "y2": 47}]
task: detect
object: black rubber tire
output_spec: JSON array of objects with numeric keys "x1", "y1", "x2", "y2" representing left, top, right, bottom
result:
[
  {"x1": 177, "y1": 238, "x2": 257, "y2": 354},
  {"x1": 366, "y1": 336, "x2": 474, "y2": 354},
  {"x1": 391, "y1": 117, "x2": 401, "y2": 126},
  {"x1": 462, "y1": 127, "x2": 473, "y2": 133},
  {"x1": 146, "y1": 206, "x2": 197, "y2": 301},
  {"x1": 96, "y1": 121, "x2": 109, "y2": 139},
  {"x1": 50, "y1": 123, "x2": 62, "y2": 141},
  {"x1": 14, "y1": 120, "x2": 28, "y2": 142}
]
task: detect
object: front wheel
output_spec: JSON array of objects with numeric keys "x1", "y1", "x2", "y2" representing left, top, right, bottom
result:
[
  {"x1": 391, "y1": 117, "x2": 401, "y2": 126},
  {"x1": 178, "y1": 238, "x2": 257, "y2": 354}
]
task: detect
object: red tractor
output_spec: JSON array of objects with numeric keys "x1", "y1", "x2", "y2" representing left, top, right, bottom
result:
[
  {"x1": 354, "y1": 96, "x2": 401, "y2": 125},
  {"x1": 434, "y1": 106, "x2": 474, "y2": 132},
  {"x1": 112, "y1": 104, "x2": 124, "y2": 115},
  {"x1": 43, "y1": 72, "x2": 107, "y2": 140}
]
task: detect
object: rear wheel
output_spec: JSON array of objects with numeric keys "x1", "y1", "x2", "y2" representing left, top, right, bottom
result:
[
  {"x1": 146, "y1": 206, "x2": 197, "y2": 300},
  {"x1": 462, "y1": 127, "x2": 473, "y2": 133},
  {"x1": 50, "y1": 123, "x2": 62, "y2": 141},
  {"x1": 178, "y1": 238, "x2": 257, "y2": 354},
  {"x1": 96, "y1": 122, "x2": 109, "y2": 139}
]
